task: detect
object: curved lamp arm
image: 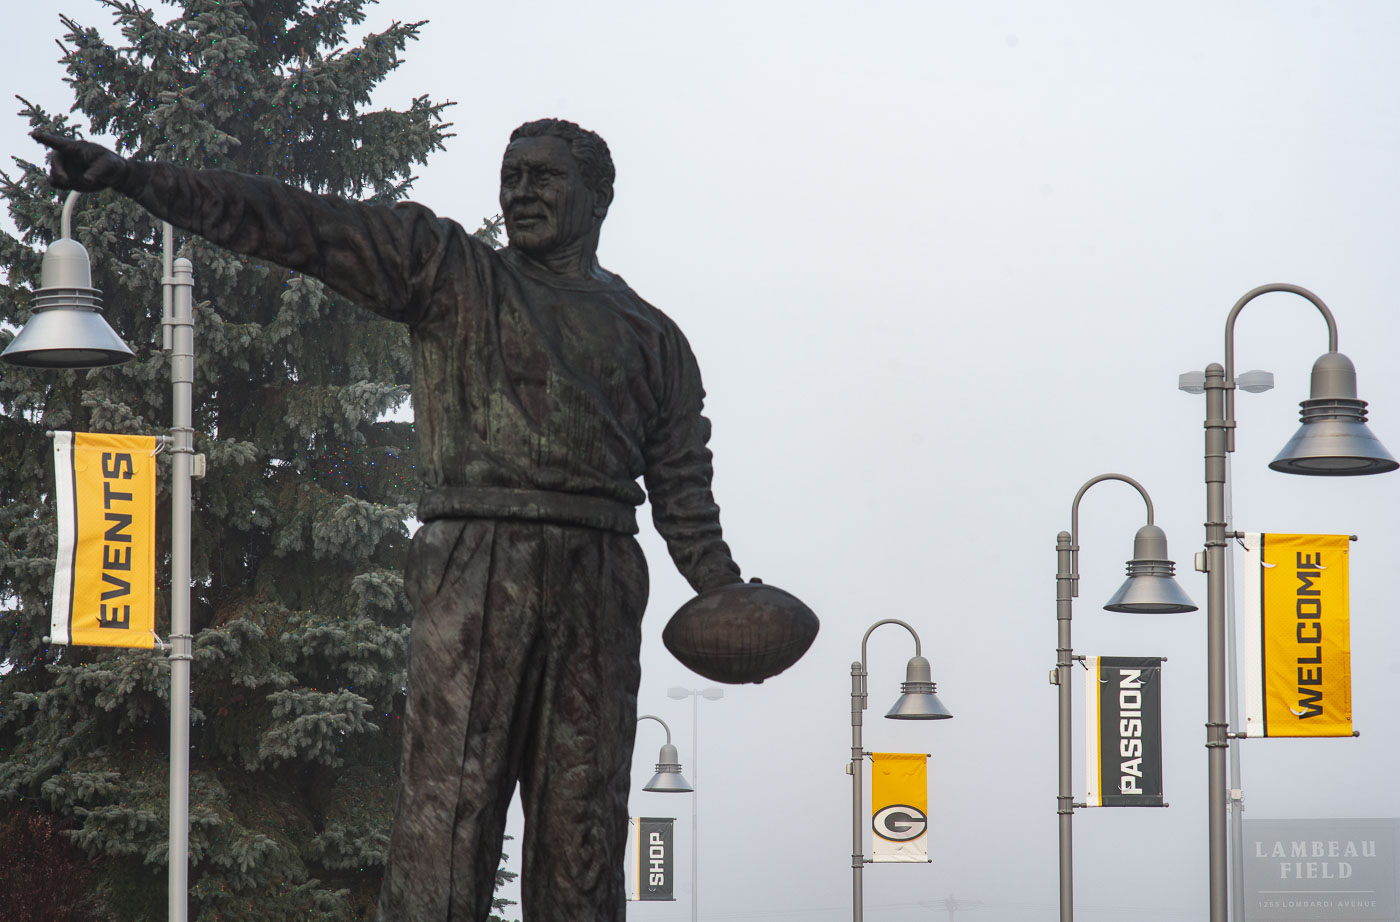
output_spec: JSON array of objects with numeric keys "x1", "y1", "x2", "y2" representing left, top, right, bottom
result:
[
  {"x1": 1223, "y1": 283, "x2": 1338, "y2": 451},
  {"x1": 1067, "y1": 473, "x2": 1154, "y2": 598},
  {"x1": 636, "y1": 713, "x2": 672, "y2": 745},
  {"x1": 56, "y1": 191, "x2": 176, "y2": 342},
  {"x1": 860, "y1": 618, "x2": 922, "y2": 666},
  {"x1": 60, "y1": 190, "x2": 79, "y2": 239},
  {"x1": 856, "y1": 618, "x2": 924, "y2": 707}
]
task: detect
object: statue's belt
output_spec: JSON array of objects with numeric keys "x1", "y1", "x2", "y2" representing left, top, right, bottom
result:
[{"x1": 417, "y1": 487, "x2": 639, "y2": 535}]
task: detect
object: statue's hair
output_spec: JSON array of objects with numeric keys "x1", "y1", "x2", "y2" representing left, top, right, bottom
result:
[{"x1": 509, "y1": 119, "x2": 615, "y2": 195}]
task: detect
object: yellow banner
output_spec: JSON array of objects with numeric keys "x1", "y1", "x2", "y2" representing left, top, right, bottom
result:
[
  {"x1": 52, "y1": 432, "x2": 159, "y2": 649},
  {"x1": 870, "y1": 752, "x2": 928, "y2": 863},
  {"x1": 1242, "y1": 533, "x2": 1351, "y2": 738}
]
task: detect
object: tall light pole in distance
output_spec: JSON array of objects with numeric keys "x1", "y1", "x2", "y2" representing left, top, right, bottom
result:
[{"x1": 668, "y1": 685, "x2": 723, "y2": 922}]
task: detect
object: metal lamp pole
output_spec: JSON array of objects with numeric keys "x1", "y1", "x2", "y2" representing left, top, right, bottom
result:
[
  {"x1": 1054, "y1": 474, "x2": 1197, "y2": 922},
  {"x1": 2, "y1": 196, "x2": 197, "y2": 922},
  {"x1": 851, "y1": 619, "x2": 952, "y2": 922},
  {"x1": 1198, "y1": 283, "x2": 1396, "y2": 922},
  {"x1": 668, "y1": 686, "x2": 723, "y2": 922},
  {"x1": 163, "y1": 224, "x2": 196, "y2": 922}
]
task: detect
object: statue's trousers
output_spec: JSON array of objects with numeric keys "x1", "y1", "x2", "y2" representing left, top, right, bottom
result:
[{"x1": 378, "y1": 517, "x2": 649, "y2": 922}]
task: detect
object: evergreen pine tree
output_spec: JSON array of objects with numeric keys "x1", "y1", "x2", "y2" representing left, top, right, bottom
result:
[
  {"x1": 0, "y1": 2, "x2": 501, "y2": 918},
  {"x1": 490, "y1": 835, "x2": 519, "y2": 922}
]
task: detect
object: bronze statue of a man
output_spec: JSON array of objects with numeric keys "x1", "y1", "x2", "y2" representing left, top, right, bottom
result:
[{"x1": 36, "y1": 119, "x2": 742, "y2": 921}]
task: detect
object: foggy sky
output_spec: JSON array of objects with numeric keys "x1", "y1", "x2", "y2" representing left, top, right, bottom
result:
[{"x1": 5, "y1": 2, "x2": 1400, "y2": 919}]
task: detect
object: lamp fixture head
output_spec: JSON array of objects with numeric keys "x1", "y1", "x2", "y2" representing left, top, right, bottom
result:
[
  {"x1": 1269, "y1": 352, "x2": 1398, "y2": 476},
  {"x1": 1102, "y1": 524, "x2": 1199, "y2": 614},
  {"x1": 642, "y1": 742, "x2": 694, "y2": 793},
  {"x1": 885, "y1": 655, "x2": 953, "y2": 720},
  {"x1": 1, "y1": 237, "x2": 134, "y2": 368}
]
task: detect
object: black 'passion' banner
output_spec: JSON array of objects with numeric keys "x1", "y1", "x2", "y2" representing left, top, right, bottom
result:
[{"x1": 1085, "y1": 655, "x2": 1165, "y2": 807}]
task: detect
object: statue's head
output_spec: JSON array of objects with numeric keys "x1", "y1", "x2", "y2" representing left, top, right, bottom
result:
[{"x1": 501, "y1": 119, "x2": 615, "y2": 256}]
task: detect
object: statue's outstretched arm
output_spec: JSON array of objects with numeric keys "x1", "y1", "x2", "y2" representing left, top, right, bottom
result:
[{"x1": 32, "y1": 130, "x2": 450, "y2": 324}]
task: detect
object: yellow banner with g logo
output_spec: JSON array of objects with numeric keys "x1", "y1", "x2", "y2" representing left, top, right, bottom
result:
[
  {"x1": 52, "y1": 432, "x2": 158, "y2": 649},
  {"x1": 870, "y1": 752, "x2": 929, "y2": 863},
  {"x1": 1242, "y1": 533, "x2": 1352, "y2": 738}
]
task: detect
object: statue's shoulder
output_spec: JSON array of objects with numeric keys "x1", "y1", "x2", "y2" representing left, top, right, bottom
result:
[
  {"x1": 600, "y1": 271, "x2": 672, "y2": 324},
  {"x1": 380, "y1": 197, "x2": 486, "y2": 242},
  {"x1": 613, "y1": 284, "x2": 698, "y2": 359}
]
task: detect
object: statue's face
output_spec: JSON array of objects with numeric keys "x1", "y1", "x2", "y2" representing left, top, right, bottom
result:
[{"x1": 500, "y1": 136, "x2": 601, "y2": 255}]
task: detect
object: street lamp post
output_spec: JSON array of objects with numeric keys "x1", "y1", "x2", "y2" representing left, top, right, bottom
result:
[
  {"x1": 2, "y1": 193, "x2": 198, "y2": 922},
  {"x1": 667, "y1": 685, "x2": 723, "y2": 922},
  {"x1": 1053, "y1": 474, "x2": 1197, "y2": 922},
  {"x1": 1196, "y1": 283, "x2": 1396, "y2": 922},
  {"x1": 850, "y1": 619, "x2": 952, "y2": 922}
]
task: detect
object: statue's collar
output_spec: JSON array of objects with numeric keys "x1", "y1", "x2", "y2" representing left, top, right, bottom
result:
[{"x1": 501, "y1": 247, "x2": 625, "y2": 292}]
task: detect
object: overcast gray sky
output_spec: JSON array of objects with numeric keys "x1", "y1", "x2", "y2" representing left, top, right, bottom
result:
[{"x1": 5, "y1": 2, "x2": 1400, "y2": 919}]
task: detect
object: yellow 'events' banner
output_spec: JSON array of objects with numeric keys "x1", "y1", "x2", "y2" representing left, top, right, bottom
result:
[
  {"x1": 52, "y1": 432, "x2": 158, "y2": 649},
  {"x1": 1242, "y1": 533, "x2": 1352, "y2": 738},
  {"x1": 870, "y1": 752, "x2": 928, "y2": 863}
]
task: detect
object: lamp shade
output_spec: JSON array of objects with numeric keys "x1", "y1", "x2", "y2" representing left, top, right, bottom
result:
[
  {"x1": 885, "y1": 655, "x2": 953, "y2": 720},
  {"x1": 1103, "y1": 524, "x2": 1198, "y2": 613},
  {"x1": 642, "y1": 742, "x2": 693, "y2": 793},
  {"x1": 1, "y1": 238, "x2": 133, "y2": 368},
  {"x1": 1269, "y1": 352, "x2": 1398, "y2": 476}
]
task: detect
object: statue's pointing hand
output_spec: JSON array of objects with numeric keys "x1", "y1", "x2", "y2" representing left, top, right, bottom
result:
[{"x1": 32, "y1": 130, "x2": 129, "y2": 193}]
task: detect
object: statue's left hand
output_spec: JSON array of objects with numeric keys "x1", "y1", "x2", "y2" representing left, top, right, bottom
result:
[{"x1": 32, "y1": 129, "x2": 130, "y2": 193}]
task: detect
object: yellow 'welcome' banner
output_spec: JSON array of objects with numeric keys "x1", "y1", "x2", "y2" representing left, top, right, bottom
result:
[
  {"x1": 52, "y1": 432, "x2": 158, "y2": 649},
  {"x1": 1242, "y1": 533, "x2": 1352, "y2": 738},
  {"x1": 870, "y1": 752, "x2": 928, "y2": 863}
]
